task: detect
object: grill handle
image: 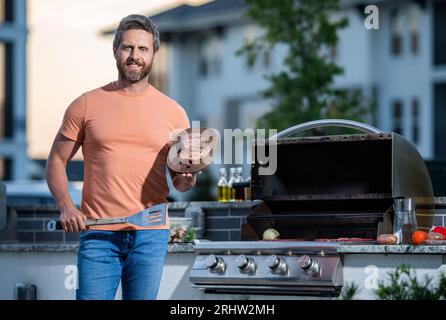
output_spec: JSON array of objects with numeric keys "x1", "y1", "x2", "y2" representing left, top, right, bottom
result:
[{"x1": 273, "y1": 119, "x2": 383, "y2": 139}]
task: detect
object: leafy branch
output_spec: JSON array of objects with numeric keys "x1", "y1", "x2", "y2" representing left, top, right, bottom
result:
[
  {"x1": 339, "y1": 264, "x2": 446, "y2": 300},
  {"x1": 375, "y1": 264, "x2": 446, "y2": 300},
  {"x1": 237, "y1": 0, "x2": 375, "y2": 132}
]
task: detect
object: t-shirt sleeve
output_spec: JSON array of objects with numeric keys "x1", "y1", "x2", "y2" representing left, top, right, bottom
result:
[
  {"x1": 175, "y1": 105, "x2": 190, "y2": 130},
  {"x1": 58, "y1": 94, "x2": 86, "y2": 142},
  {"x1": 168, "y1": 103, "x2": 191, "y2": 143}
]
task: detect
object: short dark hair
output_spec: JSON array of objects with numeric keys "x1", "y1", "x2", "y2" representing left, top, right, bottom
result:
[{"x1": 113, "y1": 14, "x2": 160, "y2": 52}]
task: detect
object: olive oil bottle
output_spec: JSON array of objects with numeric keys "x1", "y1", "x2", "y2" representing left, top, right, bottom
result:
[
  {"x1": 234, "y1": 167, "x2": 245, "y2": 201},
  {"x1": 228, "y1": 167, "x2": 236, "y2": 202},
  {"x1": 244, "y1": 175, "x2": 251, "y2": 200},
  {"x1": 217, "y1": 168, "x2": 230, "y2": 202}
]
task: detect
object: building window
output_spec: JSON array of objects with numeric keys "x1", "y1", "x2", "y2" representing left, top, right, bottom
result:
[
  {"x1": 411, "y1": 31, "x2": 419, "y2": 54},
  {"x1": 198, "y1": 34, "x2": 222, "y2": 77},
  {"x1": 0, "y1": 0, "x2": 26, "y2": 180},
  {"x1": 392, "y1": 100, "x2": 403, "y2": 135},
  {"x1": 408, "y1": 3, "x2": 422, "y2": 56},
  {"x1": 262, "y1": 49, "x2": 271, "y2": 69},
  {"x1": 411, "y1": 98, "x2": 420, "y2": 144},
  {"x1": 391, "y1": 34, "x2": 402, "y2": 56},
  {"x1": 0, "y1": 0, "x2": 13, "y2": 23},
  {"x1": 0, "y1": 43, "x2": 5, "y2": 140},
  {"x1": 0, "y1": 157, "x2": 12, "y2": 180},
  {"x1": 434, "y1": 0, "x2": 446, "y2": 65},
  {"x1": 390, "y1": 4, "x2": 423, "y2": 57},
  {"x1": 434, "y1": 83, "x2": 446, "y2": 159},
  {"x1": 242, "y1": 25, "x2": 272, "y2": 71},
  {"x1": 330, "y1": 45, "x2": 337, "y2": 61},
  {"x1": 0, "y1": 42, "x2": 12, "y2": 140},
  {"x1": 242, "y1": 25, "x2": 257, "y2": 70},
  {"x1": 390, "y1": 8, "x2": 404, "y2": 57}
]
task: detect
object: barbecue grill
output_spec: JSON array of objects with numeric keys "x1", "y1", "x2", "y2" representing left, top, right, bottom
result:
[{"x1": 189, "y1": 119, "x2": 435, "y2": 297}]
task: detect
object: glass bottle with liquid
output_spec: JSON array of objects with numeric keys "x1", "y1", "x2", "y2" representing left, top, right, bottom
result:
[
  {"x1": 217, "y1": 168, "x2": 230, "y2": 202},
  {"x1": 234, "y1": 167, "x2": 245, "y2": 201},
  {"x1": 244, "y1": 175, "x2": 251, "y2": 201},
  {"x1": 393, "y1": 197, "x2": 417, "y2": 244},
  {"x1": 227, "y1": 167, "x2": 236, "y2": 202}
]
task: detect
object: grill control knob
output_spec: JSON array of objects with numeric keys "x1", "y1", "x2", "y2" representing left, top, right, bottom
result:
[
  {"x1": 266, "y1": 255, "x2": 288, "y2": 275},
  {"x1": 297, "y1": 255, "x2": 320, "y2": 275},
  {"x1": 205, "y1": 255, "x2": 226, "y2": 273},
  {"x1": 235, "y1": 255, "x2": 256, "y2": 274}
]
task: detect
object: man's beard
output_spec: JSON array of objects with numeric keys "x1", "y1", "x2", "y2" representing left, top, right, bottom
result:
[{"x1": 117, "y1": 57, "x2": 153, "y2": 83}]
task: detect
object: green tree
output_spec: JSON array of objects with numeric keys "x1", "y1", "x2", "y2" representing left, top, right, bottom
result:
[{"x1": 237, "y1": 0, "x2": 374, "y2": 132}]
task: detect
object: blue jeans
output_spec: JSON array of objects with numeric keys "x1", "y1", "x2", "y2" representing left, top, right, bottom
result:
[{"x1": 76, "y1": 229, "x2": 169, "y2": 300}]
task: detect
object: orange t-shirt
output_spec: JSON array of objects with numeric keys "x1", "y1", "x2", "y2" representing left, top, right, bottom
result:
[{"x1": 58, "y1": 82, "x2": 190, "y2": 230}]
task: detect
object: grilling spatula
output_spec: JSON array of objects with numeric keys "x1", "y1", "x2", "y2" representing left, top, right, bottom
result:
[{"x1": 48, "y1": 203, "x2": 167, "y2": 231}]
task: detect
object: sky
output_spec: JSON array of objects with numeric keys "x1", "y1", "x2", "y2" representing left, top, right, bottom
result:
[{"x1": 27, "y1": 0, "x2": 208, "y2": 159}]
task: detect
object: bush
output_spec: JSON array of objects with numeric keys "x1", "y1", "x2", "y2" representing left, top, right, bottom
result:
[
  {"x1": 375, "y1": 264, "x2": 446, "y2": 300},
  {"x1": 340, "y1": 264, "x2": 446, "y2": 300}
]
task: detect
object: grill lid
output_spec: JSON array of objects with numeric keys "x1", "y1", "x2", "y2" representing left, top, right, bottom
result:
[{"x1": 252, "y1": 133, "x2": 433, "y2": 201}]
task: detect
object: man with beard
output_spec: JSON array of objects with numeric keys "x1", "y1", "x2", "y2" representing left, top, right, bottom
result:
[{"x1": 46, "y1": 14, "x2": 196, "y2": 300}]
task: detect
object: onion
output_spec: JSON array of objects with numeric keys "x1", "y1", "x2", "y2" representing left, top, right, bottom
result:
[
  {"x1": 263, "y1": 228, "x2": 280, "y2": 240},
  {"x1": 427, "y1": 232, "x2": 444, "y2": 240}
]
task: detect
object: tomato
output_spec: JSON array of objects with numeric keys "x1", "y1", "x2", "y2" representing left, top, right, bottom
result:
[
  {"x1": 411, "y1": 231, "x2": 427, "y2": 245},
  {"x1": 431, "y1": 226, "x2": 446, "y2": 238}
]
